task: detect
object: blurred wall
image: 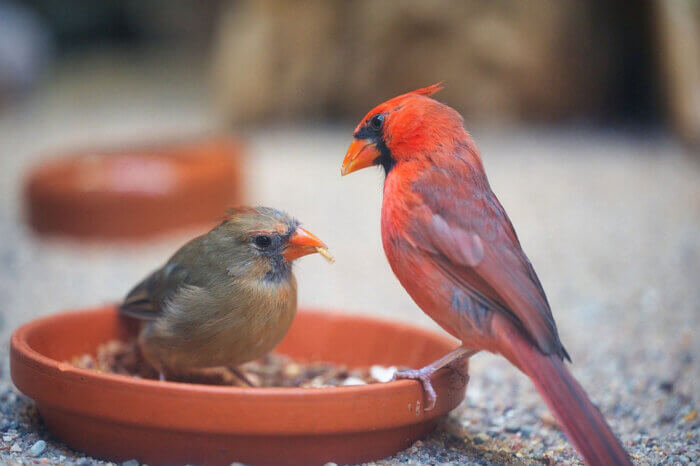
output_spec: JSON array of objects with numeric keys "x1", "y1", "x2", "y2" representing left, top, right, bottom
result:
[
  {"x1": 3, "y1": 0, "x2": 699, "y2": 147},
  {"x1": 211, "y1": 0, "x2": 658, "y2": 126},
  {"x1": 654, "y1": 0, "x2": 700, "y2": 148}
]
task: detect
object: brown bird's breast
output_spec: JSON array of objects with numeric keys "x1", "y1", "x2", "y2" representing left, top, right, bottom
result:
[{"x1": 140, "y1": 275, "x2": 298, "y2": 373}]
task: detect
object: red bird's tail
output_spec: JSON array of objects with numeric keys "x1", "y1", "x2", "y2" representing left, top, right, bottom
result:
[
  {"x1": 517, "y1": 352, "x2": 632, "y2": 465},
  {"x1": 494, "y1": 318, "x2": 632, "y2": 465}
]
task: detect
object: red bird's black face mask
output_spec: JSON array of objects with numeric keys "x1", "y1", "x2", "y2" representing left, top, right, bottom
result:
[
  {"x1": 342, "y1": 113, "x2": 394, "y2": 176},
  {"x1": 342, "y1": 83, "x2": 449, "y2": 177}
]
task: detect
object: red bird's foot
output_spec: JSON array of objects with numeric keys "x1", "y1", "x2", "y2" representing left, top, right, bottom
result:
[
  {"x1": 393, "y1": 346, "x2": 475, "y2": 411},
  {"x1": 394, "y1": 367, "x2": 439, "y2": 410}
]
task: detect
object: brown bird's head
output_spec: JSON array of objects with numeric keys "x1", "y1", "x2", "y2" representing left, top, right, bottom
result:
[
  {"x1": 342, "y1": 83, "x2": 470, "y2": 177},
  {"x1": 213, "y1": 206, "x2": 331, "y2": 281}
]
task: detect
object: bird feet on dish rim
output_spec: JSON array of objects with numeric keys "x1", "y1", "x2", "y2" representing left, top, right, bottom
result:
[
  {"x1": 393, "y1": 367, "x2": 439, "y2": 411},
  {"x1": 392, "y1": 346, "x2": 475, "y2": 411}
]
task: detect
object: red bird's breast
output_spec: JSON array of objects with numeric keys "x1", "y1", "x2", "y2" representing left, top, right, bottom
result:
[
  {"x1": 380, "y1": 155, "x2": 566, "y2": 358},
  {"x1": 380, "y1": 161, "x2": 476, "y2": 342}
]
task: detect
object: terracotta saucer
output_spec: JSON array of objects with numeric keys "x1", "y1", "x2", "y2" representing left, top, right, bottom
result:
[
  {"x1": 11, "y1": 306, "x2": 468, "y2": 466},
  {"x1": 24, "y1": 137, "x2": 244, "y2": 239}
]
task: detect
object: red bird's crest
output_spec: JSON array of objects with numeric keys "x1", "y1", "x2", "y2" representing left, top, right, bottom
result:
[
  {"x1": 406, "y1": 82, "x2": 444, "y2": 97},
  {"x1": 358, "y1": 82, "x2": 445, "y2": 131}
]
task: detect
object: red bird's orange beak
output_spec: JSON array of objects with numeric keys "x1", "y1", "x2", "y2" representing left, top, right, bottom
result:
[
  {"x1": 341, "y1": 139, "x2": 381, "y2": 176},
  {"x1": 283, "y1": 226, "x2": 331, "y2": 262}
]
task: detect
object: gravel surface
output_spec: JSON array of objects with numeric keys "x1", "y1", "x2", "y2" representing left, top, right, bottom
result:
[{"x1": 0, "y1": 53, "x2": 697, "y2": 465}]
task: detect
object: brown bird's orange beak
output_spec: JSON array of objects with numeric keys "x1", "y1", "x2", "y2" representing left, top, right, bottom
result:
[
  {"x1": 341, "y1": 139, "x2": 381, "y2": 176},
  {"x1": 283, "y1": 226, "x2": 331, "y2": 262}
]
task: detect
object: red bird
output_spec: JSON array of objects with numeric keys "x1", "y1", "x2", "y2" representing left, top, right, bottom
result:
[{"x1": 341, "y1": 84, "x2": 632, "y2": 465}]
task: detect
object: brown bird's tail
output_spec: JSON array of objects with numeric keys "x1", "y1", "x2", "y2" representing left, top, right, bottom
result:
[{"x1": 494, "y1": 318, "x2": 633, "y2": 465}]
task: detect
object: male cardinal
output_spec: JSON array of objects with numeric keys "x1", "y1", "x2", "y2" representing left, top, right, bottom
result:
[
  {"x1": 120, "y1": 206, "x2": 333, "y2": 383},
  {"x1": 341, "y1": 84, "x2": 631, "y2": 465}
]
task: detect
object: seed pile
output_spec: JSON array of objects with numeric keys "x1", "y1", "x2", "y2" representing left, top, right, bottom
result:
[{"x1": 70, "y1": 340, "x2": 398, "y2": 387}]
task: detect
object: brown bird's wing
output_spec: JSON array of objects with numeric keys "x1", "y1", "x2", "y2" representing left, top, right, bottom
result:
[
  {"x1": 410, "y1": 165, "x2": 569, "y2": 360},
  {"x1": 119, "y1": 262, "x2": 191, "y2": 320}
]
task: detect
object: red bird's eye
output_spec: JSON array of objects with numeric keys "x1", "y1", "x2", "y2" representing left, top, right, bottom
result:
[{"x1": 369, "y1": 114, "x2": 384, "y2": 131}]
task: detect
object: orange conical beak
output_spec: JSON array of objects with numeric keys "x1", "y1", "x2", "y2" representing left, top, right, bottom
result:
[
  {"x1": 283, "y1": 226, "x2": 332, "y2": 262},
  {"x1": 341, "y1": 139, "x2": 381, "y2": 176}
]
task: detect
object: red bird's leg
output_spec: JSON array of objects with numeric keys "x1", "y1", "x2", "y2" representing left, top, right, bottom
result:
[{"x1": 394, "y1": 346, "x2": 475, "y2": 411}]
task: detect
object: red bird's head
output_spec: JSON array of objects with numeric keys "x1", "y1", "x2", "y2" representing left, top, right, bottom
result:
[{"x1": 341, "y1": 83, "x2": 471, "y2": 176}]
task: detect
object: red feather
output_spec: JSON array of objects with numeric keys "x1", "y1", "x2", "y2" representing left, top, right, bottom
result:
[
  {"x1": 408, "y1": 82, "x2": 444, "y2": 97},
  {"x1": 357, "y1": 88, "x2": 632, "y2": 465}
]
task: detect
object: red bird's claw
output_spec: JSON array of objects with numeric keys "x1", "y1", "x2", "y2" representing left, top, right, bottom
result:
[{"x1": 393, "y1": 368, "x2": 438, "y2": 411}]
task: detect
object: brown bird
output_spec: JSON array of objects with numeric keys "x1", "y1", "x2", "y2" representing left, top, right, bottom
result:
[
  {"x1": 119, "y1": 206, "x2": 332, "y2": 383},
  {"x1": 341, "y1": 84, "x2": 632, "y2": 465}
]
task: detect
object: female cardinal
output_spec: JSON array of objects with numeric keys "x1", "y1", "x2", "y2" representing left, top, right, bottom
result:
[
  {"x1": 341, "y1": 84, "x2": 631, "y2": 465},
  {"x1": 120, "y1": 206, "x2": 332, "y2": 383}
]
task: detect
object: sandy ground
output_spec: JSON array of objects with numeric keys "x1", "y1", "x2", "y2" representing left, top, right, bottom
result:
[{"x1": 0, "y1": 53, "x2": 698, "y2": 465}]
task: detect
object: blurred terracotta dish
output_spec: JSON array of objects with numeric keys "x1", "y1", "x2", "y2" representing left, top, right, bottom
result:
[
  {"x1": 24, "y1": 137, "x2": 244, "y2": 239},
  {"x1": 11, "y1": 306, "x2": 468, "y2": 466}
]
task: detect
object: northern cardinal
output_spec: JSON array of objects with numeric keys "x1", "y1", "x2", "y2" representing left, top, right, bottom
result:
[
  {"x1": 341, "y1": 84, "x2": 631, "y2": 465},
  {"x1": 120, "y1": 206, "x2": 333, "y2": 383}
]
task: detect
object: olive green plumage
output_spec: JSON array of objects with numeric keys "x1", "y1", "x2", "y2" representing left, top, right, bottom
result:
[{"x1": 120, "y1": 206, "x2": 315, "y2": 378}]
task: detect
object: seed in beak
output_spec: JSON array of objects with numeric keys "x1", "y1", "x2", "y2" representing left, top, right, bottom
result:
[{"x1": 316, "y1": 247, "x2": 335, "y2": 264}]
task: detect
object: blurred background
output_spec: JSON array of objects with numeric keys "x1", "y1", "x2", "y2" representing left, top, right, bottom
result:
[
  {"x1": 0, "y1": 0, "x2": 698, "y2": 340},
  {"x1": 0, "y1": 0, "x2": 698, "y2": 462},
  {"x1": 0, "y1": 0, "x2": 698, "y2": 341}
]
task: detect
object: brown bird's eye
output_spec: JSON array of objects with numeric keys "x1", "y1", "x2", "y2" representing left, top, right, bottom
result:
[
  {"x1": 370, "y1": 114, "x2": 384, "y2": 131},
  {"x1": 253, "y1": 235, "x2": 272, "y2": 249}
]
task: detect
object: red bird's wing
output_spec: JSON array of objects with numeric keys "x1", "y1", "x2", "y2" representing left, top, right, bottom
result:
[{"x1": 410, "y1": 165, "x2": 568, "y2": 359}]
